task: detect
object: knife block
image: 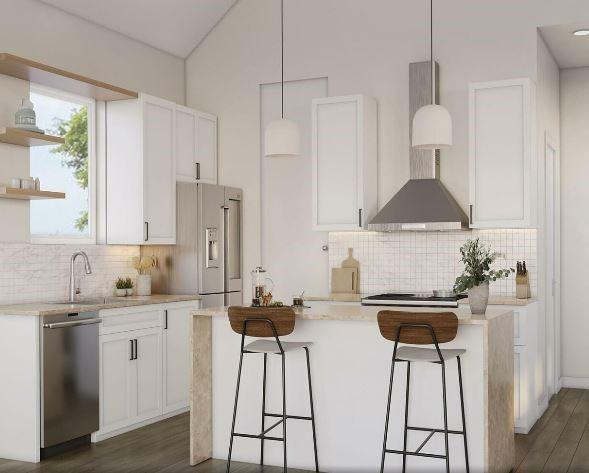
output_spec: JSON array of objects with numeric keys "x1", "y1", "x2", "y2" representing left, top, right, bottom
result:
[{"x1": 516, "y1": 272, "x2": 530, "y2": 299}]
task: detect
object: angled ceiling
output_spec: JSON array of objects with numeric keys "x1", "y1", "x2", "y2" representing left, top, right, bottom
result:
[
  {"x1": 540, "y1": 22, "x2": 589, "y2": 69},
  {"x1": 37, "y1": 0, "x2": 237, "y2": 58}
]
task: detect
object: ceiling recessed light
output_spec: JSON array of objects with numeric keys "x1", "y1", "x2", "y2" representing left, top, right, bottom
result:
[{"x1": 573, "y1": 29, "x2": 589, "y2": 36}]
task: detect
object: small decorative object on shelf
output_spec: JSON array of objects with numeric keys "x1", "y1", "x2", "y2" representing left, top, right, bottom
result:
[
  {"x1": 14, "y1": 98, "x2": 44, "y2": 133},
  {"x1": 11, "y1": 178, "x2": 21, "y2": 189},
  {"x1": 115, "y1": 277, "x2": 127, "y2": 297},
  {"x1": 251, "y1": 266, "x2": 274, "y2": 307},
  {"x1": 454, "y1": 238, "x2": 515, "y2": 315},
  {"x1": 132, "y1": 255, "x2": 157, "y2": 296}
]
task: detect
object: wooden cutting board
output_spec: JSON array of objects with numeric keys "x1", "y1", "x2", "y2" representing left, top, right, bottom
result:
[{"x1": 331, "y1": 267, "x2": 357, "y2": 294}]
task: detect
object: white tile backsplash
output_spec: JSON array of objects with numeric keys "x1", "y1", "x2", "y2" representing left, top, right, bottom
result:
[
  {"x1": 329, "y1": 229, "x2": 537, "y2": 297},
  {"x1": 0, "y1": 243, "x2": 140, "y2": 304}
]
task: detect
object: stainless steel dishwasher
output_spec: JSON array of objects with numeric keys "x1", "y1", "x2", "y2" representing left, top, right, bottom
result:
[{"x1": 41, "y1": 312, "x2": 101, "y2": 451}]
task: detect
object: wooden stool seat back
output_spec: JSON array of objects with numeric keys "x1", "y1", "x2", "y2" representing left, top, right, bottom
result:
[
  {"x1": 377, "y1": 310, "x2": 458, "y2": 344},
  {"x1": 228, "y1": 306, "x2": 296, "y2": 337}
]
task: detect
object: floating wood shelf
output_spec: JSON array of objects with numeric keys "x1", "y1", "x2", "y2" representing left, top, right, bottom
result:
[
  {"x1": 0, "y1": 127, "x2": 64, "y2": 147},
  {"x1": 0, "y1": 53, "x2": 138, "y2": 101},
  {"x1": 0, "y1": 187, "x2": 66, "y2": 200}
]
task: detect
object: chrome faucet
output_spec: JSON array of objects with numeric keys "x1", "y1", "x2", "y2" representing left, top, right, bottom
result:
[{"x1": 69, "y1": 251, "x2": 92, "y2": 302}]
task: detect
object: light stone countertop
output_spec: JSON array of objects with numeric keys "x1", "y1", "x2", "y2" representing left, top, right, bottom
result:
[
  {"x1": 0, "y1": 294, "x2": 201, "y2": 316},
  {"x1": 193, "y1": 303, "x2": 512, "y2": 325}
]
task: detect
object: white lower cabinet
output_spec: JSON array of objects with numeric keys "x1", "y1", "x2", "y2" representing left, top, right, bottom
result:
[{"x1": 93, "y1": 301, "x2": 198, "y2": 442}]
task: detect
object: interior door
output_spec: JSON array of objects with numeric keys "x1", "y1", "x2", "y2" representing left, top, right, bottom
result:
[
  {"x1": 163, "y1": 307, "x2": 190, "y2": 413},
  {"x1": 143, "y1": 95, "x2": 176, "y2": 244},
  {"x1": 260, "y1": 78, "x2": 329, "y2": 302},
  {"x1": 133, "y1": 327, "x2": 163, "y2": 422},
  {"x1": 176, "y1": 105, "x2": 197, "y2": 182},
  {"x1": 99, "y1": 332, "x2": 134, "y2": 433},
  {"x1": 196, "y1": 112, "x2": 218, "y2": 184}
]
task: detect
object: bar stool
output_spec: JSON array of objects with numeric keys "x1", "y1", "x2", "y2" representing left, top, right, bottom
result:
[
  {"x1": 377, "y1": 310, "x2": 469, "y2": 473},
  {"x1": 226, "y1": 306, "x2": 319, "y2": 473}
]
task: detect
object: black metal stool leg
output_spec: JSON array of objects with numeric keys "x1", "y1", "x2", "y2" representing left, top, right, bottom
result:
[
  {"x1": 380, "y1": 355, "x2": 397, "y2": 473},
  {"x1": 441, "y1": 361, "x2": 450, "y2": 473},
  {"x1": 282, "y1": 352, "x2": 287, "y2": 473},
  {"x1": 457, "y1": 356, "x2": 470, "y2": 473},
  {"x1": 260, "y1": 353, "x2": 268, "y2": 465},
  {"x1": 227, "y1": 349, "x2": 245, "y2": 473},
  {"x1": 402, "y1": 361, "x2": 411, "y2": 473},
  {"x1": 304, "y1": 347, "x2": 320, "y2": 472}
]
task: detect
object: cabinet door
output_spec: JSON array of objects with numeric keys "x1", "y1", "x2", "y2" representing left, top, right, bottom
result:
[
  {"x1": 163, "y1": 307, "x2": 191, "y2": 413},
  {"x1": 312, "y1": 95, "x2": 377, "y2": 231},
  {"x1": 469, "y1": 79, "x2": 533, "y2": 228},
  {"x1": 514, "y1": 346, "x2": 524, "y2": 430},
  {"x1": 133, "y1": 327, "x2": 163, "y2": 423},
  {"x1": 176, "y1": 105, "x2": 198, "y2": 182},
  {"x1": 196, "y1": 112, "x2": 218, "y2": 184},
  {"x1": 313, "y1": 97, "x2": 359, "y2": 230},
  {"x1": 143, "y1": 95, "x2": 176, "y2": 244},
  {"x1": 100, "y1": 332, "x2": 134, "y2": 434}
]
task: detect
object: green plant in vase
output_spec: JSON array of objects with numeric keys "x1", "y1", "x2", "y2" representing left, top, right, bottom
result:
[
  {"x1": 115, "y1": 277, "x2": 127, "y2": 297},
  {"x1": 453, "y1": 238, "x2": 514, "y2": 314}
]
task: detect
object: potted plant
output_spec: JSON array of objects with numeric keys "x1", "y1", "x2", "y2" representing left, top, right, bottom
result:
[
  {"x1": 125, "y1": 277, "x2": 134, "y2": 296},
  {"x1": 453, "y1": 238, "x2": 514, "y2": 314},
  {"x1": 115, "y1": 278, "x2": 127, "y2": 297},
  {"x1": 132, "y1": 255, "x2": 158, "y2": 296}
]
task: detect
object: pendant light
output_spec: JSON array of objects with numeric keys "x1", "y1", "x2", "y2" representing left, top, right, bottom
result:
[
  {"x1": 265, "y1": 0, "x2": 300, "y2": 157},
  {"x1": 412, "y1": 0, "x2": 452, "y2": 149}
]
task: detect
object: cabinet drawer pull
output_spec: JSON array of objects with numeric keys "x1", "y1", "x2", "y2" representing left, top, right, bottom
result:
[
  {"x1": 469, "y1": 205, "x2": 473, "y2": 225},
  {"x1": 144, "y1": 221, "x2": 149, "y2": 242},
  {"x1": 358, "y1": 209, "x2": 363, "y2": 227},
  {"x1": 134, "y1": 339, "x2": 138, "y2": 360},
  {"x1": 164, "y1": 309, "x2": 168, "y2": 330},
  {"x1": 195, "y1": 162, "x2": 201, "y2": 180},
  {"x1": 130, "y1": 339, "x2": 134, "y2": 361}
]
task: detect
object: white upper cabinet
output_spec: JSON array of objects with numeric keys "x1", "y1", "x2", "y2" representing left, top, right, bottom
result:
[
  {"x1": 175, "y1": 107, "x2": 218, "y2": 184},
  {"x1": 107, "y1": 93, "x2": 176, "y2": 245},
  {"x1": 175, "y1": 105, "x2": 198, "y2": 182},
  {"x1": 469, "y1": 78, "x2": 535, "y2": 228},
  {"x1": 312, "y1": 95, "x2": 377, "y2": 231},
  {"x1": 196, "y1": 111, "x2": 218, "y2": 184}
]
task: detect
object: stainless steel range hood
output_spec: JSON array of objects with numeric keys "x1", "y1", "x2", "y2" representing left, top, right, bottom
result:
[{"x1": 368, "y1": 61, "x2": 469, "y2": 232}]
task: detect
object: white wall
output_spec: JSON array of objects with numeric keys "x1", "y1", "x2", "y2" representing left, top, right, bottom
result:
[
  {"x1": 0, "y1": 0, "x2": 185, "y2": 103},
  {"x1": 185, "y1": 0, "x2": 588, "y2": 300},
  {"x1": 560, "y1": 66, "x2": 589, "y2": 384}
]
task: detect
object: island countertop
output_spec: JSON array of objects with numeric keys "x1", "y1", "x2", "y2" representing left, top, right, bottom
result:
[{"x1": 192, "y1": 303, "x2": 512, "y2": 325}]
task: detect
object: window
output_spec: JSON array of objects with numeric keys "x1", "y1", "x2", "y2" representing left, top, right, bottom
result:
[{"x1": 30, "y1": 85, "x2": 96, "y2": 244}]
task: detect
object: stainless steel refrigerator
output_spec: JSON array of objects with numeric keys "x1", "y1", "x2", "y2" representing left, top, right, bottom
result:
[{"x1": 167, "y1": 182, "x2": 243, "y2": 308}]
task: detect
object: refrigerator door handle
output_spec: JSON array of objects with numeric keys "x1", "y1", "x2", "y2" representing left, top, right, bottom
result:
[{"x1": 222, "y1": 205, "x2": 229, "y2": 293}]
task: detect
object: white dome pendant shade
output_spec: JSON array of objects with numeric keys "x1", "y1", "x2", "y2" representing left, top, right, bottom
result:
[
  {"x1": 265, "y1": 0, "x2": 300, "y2": 158},
  {"x1": 265, "y1": 117, "x2": 300, "y2": 157},
  {"x1": 411, "y1": 0, "x2": 453, "y2": 150},
  {"x1": 412, "y1": 103, "x2": 452, "y2": 149}
]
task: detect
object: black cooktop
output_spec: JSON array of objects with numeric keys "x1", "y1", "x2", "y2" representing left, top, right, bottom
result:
[{"x1": 361, "y1": 292, "x2": 467, "y2": 307}]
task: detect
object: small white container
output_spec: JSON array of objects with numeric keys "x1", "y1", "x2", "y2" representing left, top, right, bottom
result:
[
  {"x1": 11, "y1": 178, "x2": 21, "y2": 189},
  {"x1": 115, "y1": 288, "x2": 127, "y2": 297},
  {"x1": 136, "y1": 275, "x2": 152, "y2": 296},
  {"x1": 34, "y1": 178, "x2": 40, "y2": 190}
]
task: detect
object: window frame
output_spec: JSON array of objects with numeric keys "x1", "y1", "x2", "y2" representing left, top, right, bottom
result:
[{"x1": 29, "y1": 84, "x2": 97, "y2": 245}]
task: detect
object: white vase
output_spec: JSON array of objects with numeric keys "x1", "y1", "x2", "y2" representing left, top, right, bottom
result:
[
  {"x1": 468, "y1": 282, "x2": 489, "y2": 315},
  {"x1": 136, "y1": 274, "x2": 152, "y2": 296},
  {"x1": 115, "y1": 288, "x2": 126, "y2": 297}
]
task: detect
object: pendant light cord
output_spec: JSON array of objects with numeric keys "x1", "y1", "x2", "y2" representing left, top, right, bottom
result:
[
  {"x1": 430, "y1": 0, "x2": 435, "y2": 105},
  {"x1": 281, "y1": 0, "x2": 284, "y2": 119}
]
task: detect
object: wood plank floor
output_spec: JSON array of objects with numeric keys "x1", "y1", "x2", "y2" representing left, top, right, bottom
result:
[{"x1": 1, "y1": 390, "x2": 588, "y2": 472}]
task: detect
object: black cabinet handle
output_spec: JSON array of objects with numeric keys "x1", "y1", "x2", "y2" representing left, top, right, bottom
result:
[
  {"x1": 469, "y1": 204, "x2": 473, "y2": 225},
  {"x1": 195, "y1": 162, "x2": 201, "y2": 180},
  {"x1": 130, "y1": 340, "x2": 134, "y2": 360},
  {"x1": 358, "y1": 209, "x2": 363, "y2": 227},
  {"x1": 164, "y1": 310, "x2": 168, "y2": 330},
  {"x1": 134, "y1": 339, "x2": 138, "y2": 360},
  {"x1": 144, "y1": 221, "x2": 149, "y2": 242}
]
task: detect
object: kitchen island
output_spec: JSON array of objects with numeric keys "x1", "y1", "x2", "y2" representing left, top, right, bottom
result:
[{"x1": 190, "y1": 304, "x2": 514, "y2": 472}]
